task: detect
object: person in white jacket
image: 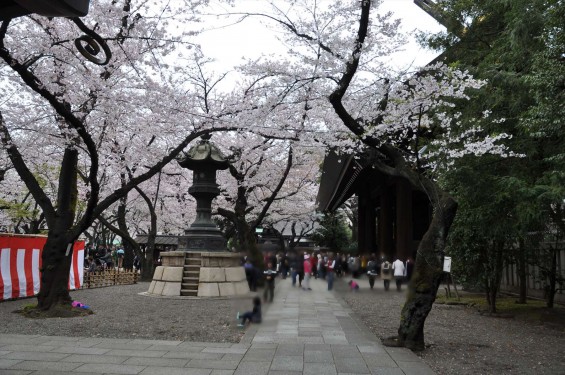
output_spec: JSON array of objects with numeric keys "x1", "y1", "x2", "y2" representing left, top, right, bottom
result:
[{"x1": 392, "y1": 258, "x2": 406, "y2": 291}]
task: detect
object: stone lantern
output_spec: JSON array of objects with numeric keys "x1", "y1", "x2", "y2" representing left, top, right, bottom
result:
[
  {"x1": 176, "y1": 134, "x2": 229, "y2": 252},
  {"x1": 147, "y1": 134, "x2": 249, "y2": 298}
]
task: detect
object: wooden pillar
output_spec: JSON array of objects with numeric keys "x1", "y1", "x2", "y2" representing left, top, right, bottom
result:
[
  {"x1": 395, "y1": 178, "x2": 412, "y2": 261},
  {"x1": 358, "y1": 183, "x2": 377, "y2": 254},
  {"x1": 378, "y1": 186, "x2": 394, "y2": 260},
  {"x1": 358, "y1": 191, "x2": 367, "y2": 254}
]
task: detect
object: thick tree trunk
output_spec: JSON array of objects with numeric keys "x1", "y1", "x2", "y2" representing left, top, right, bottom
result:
[
  {"x1": 36, "y1": 147, "x2": 78, "y2": 310},
  {"x1": 36, "y1": 231, "x2": 74, "y2": 309},
  {"x1": 237, "y1": 218, "x2": 263, "y2": 270},
  {"x1": 393, "y1": 194, "x2": 458, "y2": 351},
  {"x1": 141, "y1": 233, "x2": 156, "y2": 281}
]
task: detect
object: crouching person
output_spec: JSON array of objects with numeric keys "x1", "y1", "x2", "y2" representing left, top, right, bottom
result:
[{"x1": 238, "y1": 296, "x2": 262, "y2": 328}]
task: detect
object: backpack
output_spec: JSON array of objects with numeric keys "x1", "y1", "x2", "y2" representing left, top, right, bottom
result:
[{"x1": 382, "y1": 262, "x2": 391, "y2": 275}]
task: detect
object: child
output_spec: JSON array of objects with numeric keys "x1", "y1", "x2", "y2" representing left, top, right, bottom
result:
[
  {"x1": 238, "y1": 296, "x2": 262, "y2": 327},
  {"x1": 348, "y1": 280, "x2": 360, "y2": 292}
]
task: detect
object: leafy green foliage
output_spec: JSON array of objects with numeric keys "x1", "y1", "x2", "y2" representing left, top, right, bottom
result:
[
  {"x1": 424, "y1": 0, "x2": 565, "y2": 306},
  {"x1": 311, "y1": 211, "x2": 351, "y2": 252}
]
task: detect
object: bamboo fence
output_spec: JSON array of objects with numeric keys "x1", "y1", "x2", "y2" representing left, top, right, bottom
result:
[{"x1": 83, "y1": 269, "x2": 138, "y2": 289}]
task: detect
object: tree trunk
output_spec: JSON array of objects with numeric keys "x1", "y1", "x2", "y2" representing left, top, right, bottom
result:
[
  {"x1": 36, "y1": 231, "x2": 74, "y2": 309},
  {"x1": 517, "y1": 238, "x2": 528, "y2": 304},
  {"x1": 485, "y1": 241, "x2": 505, "y2": 313},
  {"x1": 141, "y1": 233, "x2": 156, "y2": 281},
  {"x1": 394, "y1": 194, "x2": 457, "y2": 351},
  {"x1": 238, "y1": 218, "x2": 263, "y2": 270},
  {"x1": 547, "y1": 246, "x2": 557, "y2": 308},
  {"x1": 36, "y1": 147, "x2": 78, "y2": 310},
  {"x1": 134, "y1": 186, "x2": 157, "y2": 281}
]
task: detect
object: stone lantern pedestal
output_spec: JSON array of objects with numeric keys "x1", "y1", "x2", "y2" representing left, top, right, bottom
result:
[{"x1": 147, "y1": 135, "x2": 249, "y2": 298}]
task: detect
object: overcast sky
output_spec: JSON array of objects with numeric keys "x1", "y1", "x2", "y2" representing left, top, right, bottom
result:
[{"x1": 194, "y1": 0, "x2": 445, "y2": 74}]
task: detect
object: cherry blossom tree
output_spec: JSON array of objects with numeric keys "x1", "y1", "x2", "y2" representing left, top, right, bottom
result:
[
  {"x1": 0, "y1": 0, "x2": 243, "y2": 312},
  {"x1": 222, "y1": 0, "x2": 518, "y2": 350}
]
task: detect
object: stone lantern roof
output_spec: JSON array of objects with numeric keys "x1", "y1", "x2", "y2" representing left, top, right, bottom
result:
[{"x1": 178, "y1": 134, "x2": 229, "y2": 171}]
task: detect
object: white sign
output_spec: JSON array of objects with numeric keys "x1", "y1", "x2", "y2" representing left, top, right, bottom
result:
[{"x1": 443, "y1": 256, "x2": 452, "y2": 273}]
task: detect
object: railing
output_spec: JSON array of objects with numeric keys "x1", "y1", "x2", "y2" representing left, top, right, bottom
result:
[{"x1": 83, "y1": 269, "x2": 138, "y2": 289}]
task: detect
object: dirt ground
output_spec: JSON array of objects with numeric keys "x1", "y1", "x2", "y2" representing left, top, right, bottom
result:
[
  {"x1": 0, "y1": 280, "x2": 564, "y2": 374},
  {"x1": 335, "y1": 278, "x2": 565, "y2": 375}
]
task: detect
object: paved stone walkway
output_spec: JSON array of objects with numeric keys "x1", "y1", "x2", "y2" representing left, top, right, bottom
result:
[{"x1": 0, "y1": 277, "x2": 435, "y2": 374}]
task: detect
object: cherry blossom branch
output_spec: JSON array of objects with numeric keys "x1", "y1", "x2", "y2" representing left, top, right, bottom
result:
[
  {"x1": 252, "y1": 145, "x2": 293, "y2": 228},
  {"x1": 0, "y1": 112, "x2": 57, "y2": 226},
  {"x1": 0, "y1": 25, "x2": 102, "y2": 229}
]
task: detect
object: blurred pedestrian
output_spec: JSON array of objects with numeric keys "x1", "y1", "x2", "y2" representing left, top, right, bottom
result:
[
  {"x1": 392, "y1": 258, "x2": 406, "y2": 291},
  {"x1": 381, "y1": 258, "x2": 392, "y2": 291}
]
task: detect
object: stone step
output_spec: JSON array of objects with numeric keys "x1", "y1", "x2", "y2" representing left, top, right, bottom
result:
[
  {"x1": 180, "y1": 289, "x2": 198, "y2": 296},
  {"x1": 182, "y1": 277, "x2": 199, "y2": 283},
  {"x1": 183, "y1": 271, "x2": 199, "y2": 277},
  {"x1": 185, "y1": 259, "x2": 201, "y2": 266},
  {"x1": 181, "y1": 283, "x2": 198, "y2": 290}
]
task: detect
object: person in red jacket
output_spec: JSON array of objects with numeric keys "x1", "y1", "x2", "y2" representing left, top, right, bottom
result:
[
  {"x1": 310, "y1": 253, "x2": 318, "y2": 279},
  {"x1": 303, "y1": 253, "x2": 312, "y2": 290}
]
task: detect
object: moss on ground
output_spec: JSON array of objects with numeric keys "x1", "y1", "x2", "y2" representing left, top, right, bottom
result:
[
  {"x1": 14, "y1": 303, "x2": 93, "y2": 318},
  {"x1": 435, "y1": 293, "x2": 565, "y2": 330}
]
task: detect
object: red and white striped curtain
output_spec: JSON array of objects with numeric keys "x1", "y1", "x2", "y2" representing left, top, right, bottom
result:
[{"x1": 0, "y1": 235, "x2": 84, "y2": 301}]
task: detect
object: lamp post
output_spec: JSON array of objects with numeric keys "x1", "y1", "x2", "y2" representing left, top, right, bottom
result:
[{"x1": 177, "y1": 134, "x2": 229, "y2": 252}]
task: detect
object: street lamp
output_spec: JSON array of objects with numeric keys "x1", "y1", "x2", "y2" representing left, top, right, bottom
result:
[
  {"x1": 0, "y1": 0, "x2": 90, "y2": 20},
  {"x1": 0, "y1": 0, "x2": 111, "y2": 65}
]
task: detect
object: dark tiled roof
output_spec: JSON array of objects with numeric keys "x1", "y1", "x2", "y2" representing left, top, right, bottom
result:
[{"x1": 134, "y1": 235, "x2": 179, "y2": 245}]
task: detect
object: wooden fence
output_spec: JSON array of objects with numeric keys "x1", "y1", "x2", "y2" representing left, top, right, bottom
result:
[
  {"x1": 83, "y1": 269, "x2": 138, "y2": 289},
  {"x1": 500, "y1": 246, "x2": 564, "y2": 304}
]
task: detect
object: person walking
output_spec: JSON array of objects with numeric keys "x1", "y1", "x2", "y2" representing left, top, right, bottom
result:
[
  {"x1": 366, "y1": 254, "x2": 379, "y2": 290},
  {"x1": 311, "y1": 253, "x2": 319, "y2": 279},
  {"x1": 116, "y1": 246, "x2": 125, "y2": 269},
  {"x1": 381, "y1": 258, "x2": 393, "y2": 291},
  {"x1": 405, "y1": 257, "x2": 414, "y2": 281},
  {"x1": 326, "y1": 254, "x2": 336, "y2": 290},
  {"x1": 289, "y1": 252, "x2": 299, "y2": 287},
  {"x1": 263, "y1": 262, "x2": 277, "y2": 302},
  {"x1": 244, "y1": 258, "x2": 257, "y2": 292},
  {"x1": 392, "y1": 257, "x2": 406, "y2": 291},
  {"x1": 303, "y1": 254, "x2": 312, "y2": 290}
]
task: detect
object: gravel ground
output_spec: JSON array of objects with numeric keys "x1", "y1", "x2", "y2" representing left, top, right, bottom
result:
[
  {"x1": 334, "y1": 276, "x2": 565, "y2": 375},
  {"x1": 0, "y1": 282, "x2": 246, "y2": 343},
  {"x1": 1, "y1": 279, "x2": 564, "y2": 374}
]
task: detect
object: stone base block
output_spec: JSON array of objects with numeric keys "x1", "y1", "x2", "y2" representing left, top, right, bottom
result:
[
  {"x1": 161, "y1": 252, "x2": 186, "y2": 267},
  {"x1": 225, "y1": 267, "x2": 246, "y2": 282},
  {"x1": 201, "y1": 252, "x2": 242, "y2": 267},
  {"x1": 200, "y1": 267, "x2": 225, "y2": 282},
  {"x1": 198, "y1": 282, "x2": 220, "y2": 297},
  {"x1": 153, "y1": 266, "x2": 164, "y2": 280},
  {"x1": 218, "y1": 283, "x2": 236, "y2": 296},
  {"x1": 234, "y1": 280, "x2": 250, "y2": 295},
  {"x1": 153, "y1": 281, "x2": 165, "y2": 295},
  {"x1": 148, "y1": 280, "x2": 156, "y2": 294},
  {"x1": 162, "y1": 267, "x2": 183, "y2": 282},
  {"x1": 162, "y1": 282, "x2": 182, "y2": 296}
]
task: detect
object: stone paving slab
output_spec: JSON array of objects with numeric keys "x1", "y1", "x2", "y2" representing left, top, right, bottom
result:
[{"x1": 0, "y1": 276, "x2": 435, "y2": 374}]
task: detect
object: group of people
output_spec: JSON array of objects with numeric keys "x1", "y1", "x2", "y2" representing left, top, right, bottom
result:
[
  {"x1": 84, "y1": 244, "x2": 128, "y2": 273},
  {"x1": 366, "y1": 255, "x2": 414, "y2": 291},
  {"x1": 237, "y1": 250, "x2": 415, "y2": 327}
]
